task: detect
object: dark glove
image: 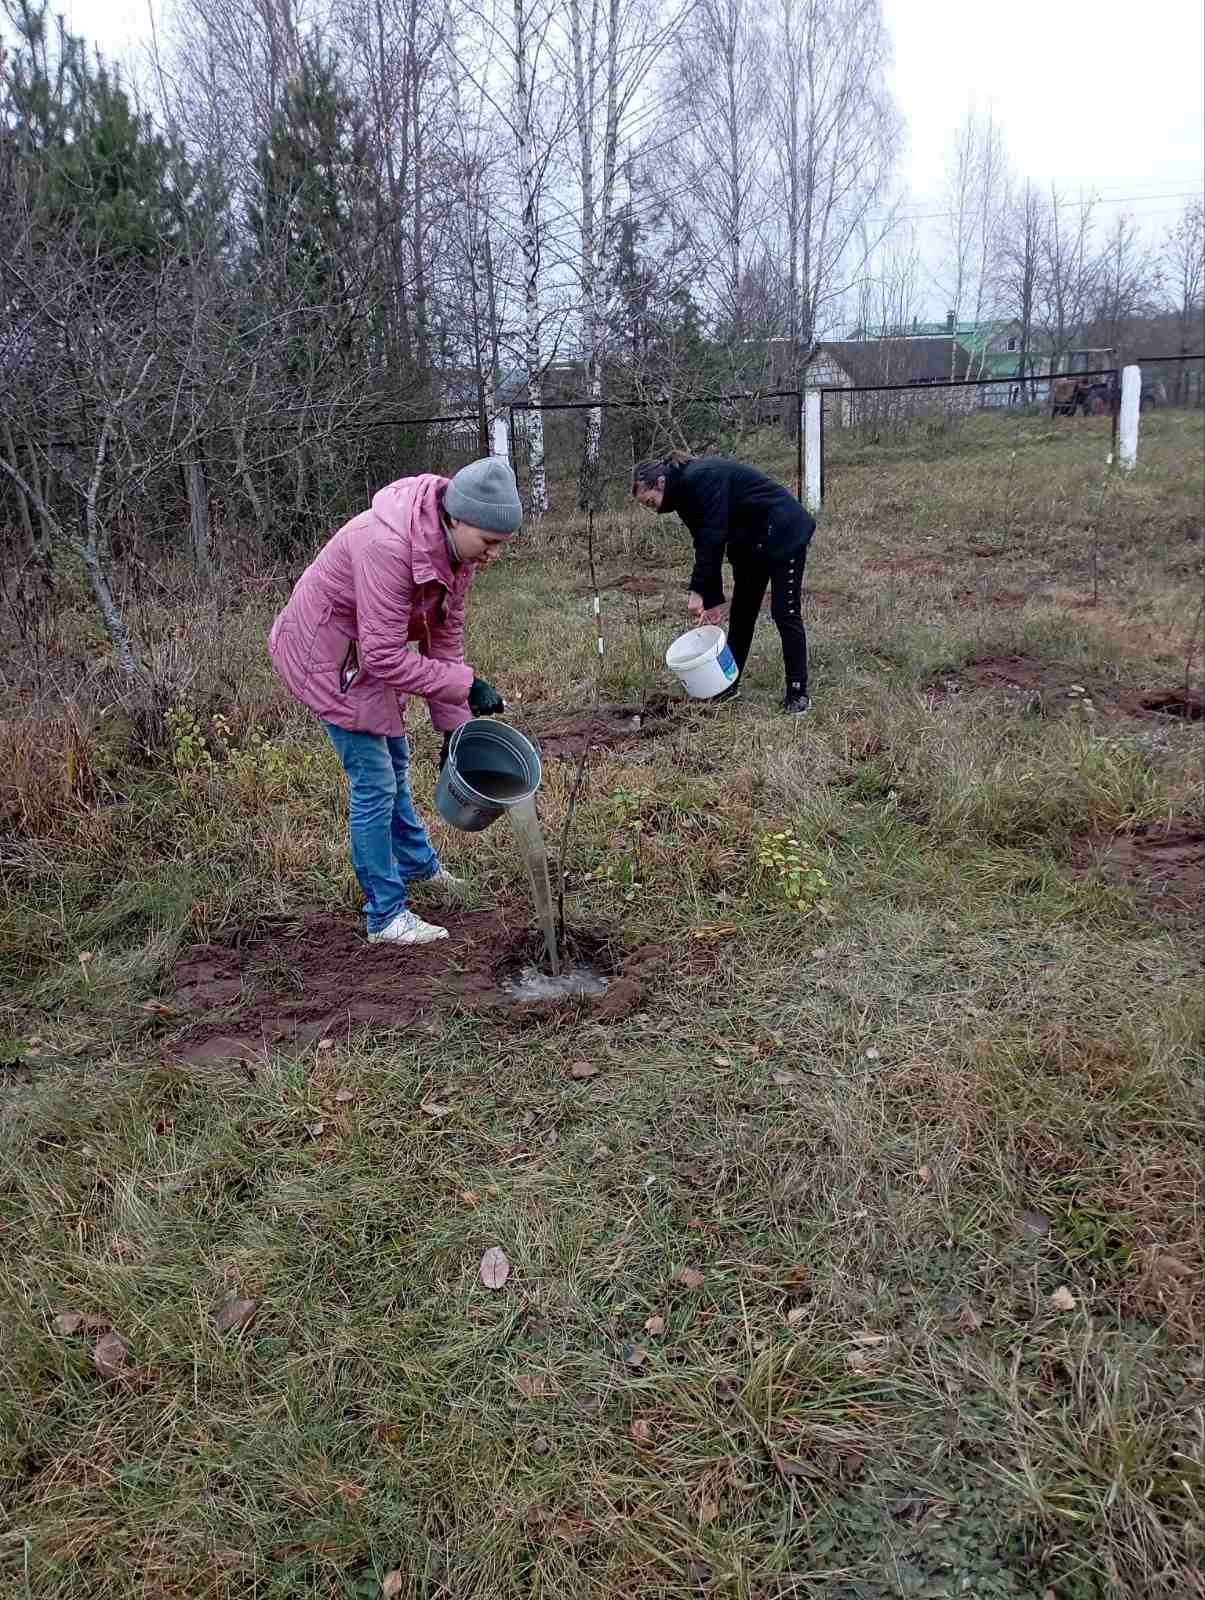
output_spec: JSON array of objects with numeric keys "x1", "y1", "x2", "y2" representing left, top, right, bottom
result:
[
  {"x1": 468, "y1": 677, "x2": 505, "y2": 716},
  {"x1": 439, "y1": 732, "x2": 452, "y2": 770}
]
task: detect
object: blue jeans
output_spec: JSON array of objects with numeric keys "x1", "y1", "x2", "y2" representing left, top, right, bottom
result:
[{"x1": 322, "y1": 723, "x2": 441, "y2": 932}]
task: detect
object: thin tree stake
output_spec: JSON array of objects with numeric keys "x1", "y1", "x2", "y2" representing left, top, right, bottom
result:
[
  {"x1": 1090, "y1": 455, "x2": 1113, "y2": 607},
  {"x1": 557, "y1": 505, "x2": 602, "y2": 948}
]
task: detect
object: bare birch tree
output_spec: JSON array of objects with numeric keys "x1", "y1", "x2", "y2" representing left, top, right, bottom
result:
[
  {"x1": 765, "y1": 0, "x2": 899, "y2": 375},
  {"x1": 677, "y1": 0, "x2": 767, "y2": 353},
  {"x1": 994, "y1": 179, "x2": 1044, "y2": 394},
  {"x1": 1037, "y1": 186, "x2": 1099, "y2": 371},
  {"x1": 1162, "y1": 199, "x2": 1204, "y2": 401},
  {"x1": 562, "y1": 0, "x2": 685, "y2": 504}
]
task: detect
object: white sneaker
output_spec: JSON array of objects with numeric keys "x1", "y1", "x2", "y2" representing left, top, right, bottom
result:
[{"x1": 368, "y1": 909, "x2": 449, "y2": 945}]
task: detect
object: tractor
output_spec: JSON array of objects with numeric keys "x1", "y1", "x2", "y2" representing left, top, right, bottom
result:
[{"x1": 1051, "y1": 350, "x2": 1118, "y2": 418}]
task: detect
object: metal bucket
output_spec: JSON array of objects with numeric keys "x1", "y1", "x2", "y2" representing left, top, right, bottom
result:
[{"x1": 434, "y1": 720, "x2": 542, "y2": 833}]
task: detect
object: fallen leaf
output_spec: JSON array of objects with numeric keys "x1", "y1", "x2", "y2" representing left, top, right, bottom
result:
[
  {"x1": 629, "y1": 1418, "x2": 652, "y2": 1444},
  {"x1": 316, "y1": 1039, "x2": 334, "y2": 1051},
  {"x1": 514, "y1": 1373, "x2": 541, "y2": 1400},
  {"x1": 140, "y1": 1001, "x2": 173, "y2": 1016},
  {"x1": 864, "y1": 1047, "x2": 881, "y2": 1061},
  {"x1": 644, "y1": 1315, "x2": 665, "y2": 1335},
  {"x1": 1049, "y1": 1285, "x2": 1077, "y2": 1312},
  {"x1": 213, "y1": 1297, "x2": 258, "y2": 1335},
  {"x1": 771, "y1": 1069, "x2": 801, "y2": 1087},
  {"x1": 381, "y1": 1574, "x2": 403, "y2": 1598},
  {"x1": 851, "y1": 1331, "x2": 889, "y2": 1346},
  {"x1": 569, "y1": 1061, "x2": 600, "y2": 1080},
  {"x1": 1155, "y1": 1255, "x2": 1191, "y2": 1281},
  {"x1": 420, "y1": 1101, "x2": 451, "y2": 1119},
  {"x1": 960, "y1": 1302, "x2": 984, "y2": 1331},
  {"x1": 53, "y1": 1311, "x2": 85, "y2": 1335},
  {"x1": 304, "y1": 1121, "x2": 325, "y2": 1137},
  {"x1": 786, "y1": 1305, "x2": 807, "y2": 1327},
  {"x1": 460, "y1": 1190, "x2": 480, "y2": 1206},
  {"x1": 479, "y1": 1246, "x2": 510, "y2": 1289},
  {"x1": 781, "y1": 1265, "x2": 809, "y2": 1288},
  {"x1": 79, "y1": 950, "x2": 95, "y2": 963},
  {"x1": 334, "y1": 1088, "x2": 354, "y2": 1104},
  {"x1": 674, "y1": 1266, "x2": 705, "y2": 1290},
  {"x1": 92, "y1": 1330, "x2": 129, "y2": 1378},
  {"x1": 529, "y1": 1435, "x2": 549, "y2": 1456},
  {"x1": 109, "y1": 1237, "x2": 135, "y2": 1258},
  {"x1": 713, "y1": 1055, "x2": 732, "y2": 1068},
  {"x1": 698, "y1": 1499, "x2": 720, "y2": 1524},
  {"x1": 1014, "y1": 1208, "x2": 1051, "y2": 1239},
  {"x1": 623, "y1": 1343, "x2": 647, "y2": 1367},
  {"x1": 336, "y1": 1481, "x2": 365, "y2": 1504},
  {"x1": 918, "y1": 1165, "x2": 931, "y2": 1184}
]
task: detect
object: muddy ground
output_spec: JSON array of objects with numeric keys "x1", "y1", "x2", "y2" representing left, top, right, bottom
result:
[
  {"x1": 165, "y1": 911, "x2": 660, "y2": 1065},
  {"x1": 1074, "y1": 822, "x2": 1204, "y2": 942},
  {"x1": 520, "y1": 694, "x2": 683, "y2": 759},
  {"x1": 926, "y1": 652, "x2": 1203, "y2": 724}
]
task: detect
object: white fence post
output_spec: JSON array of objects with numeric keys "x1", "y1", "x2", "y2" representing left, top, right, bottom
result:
[
  {"x1": 491, "y1": 413, "x2": 510, "y2": 460},
  {"x1": 1119, "y1": 365, "x2": 1141, "y2": 471},
  {"x1": 804, "y1": 389, "x2": 822, "y2": 511}
]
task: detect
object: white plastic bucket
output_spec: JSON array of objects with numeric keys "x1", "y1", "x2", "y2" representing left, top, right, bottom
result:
[{"x1": 665, "y1": 624, "x2": 739, "y2": 699}]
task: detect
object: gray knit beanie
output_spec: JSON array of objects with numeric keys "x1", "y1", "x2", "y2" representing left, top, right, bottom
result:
[{"x1": 444, "y1": 457, "x2": 523, "y2": 534}]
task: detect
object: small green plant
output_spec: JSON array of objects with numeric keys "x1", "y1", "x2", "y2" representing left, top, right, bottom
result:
[
  {"x1": 165, "y1": 705, "x2": 318, "y2": 792},
  {"x1": 583, "y1": 786, "x2": 653, "y2": 904},
  {"x1": 165, "y1": 705, "x2": 215, "y2": 772},
  {"x1": 757, "y1": 830, "x2": 832, "y2": 916}
]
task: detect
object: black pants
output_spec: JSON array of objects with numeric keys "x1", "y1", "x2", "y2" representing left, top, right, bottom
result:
[{"x1": 726, "y1": 547, "x2": 809, "y2": 695}]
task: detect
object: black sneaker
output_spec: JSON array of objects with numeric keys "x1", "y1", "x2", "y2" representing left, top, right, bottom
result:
[
  {"x1": 710, "y1": 682, "x2": 741, "y2": 704},
  {"x1": 782, "y1": 690, "x2": 811, "y2": 715}
]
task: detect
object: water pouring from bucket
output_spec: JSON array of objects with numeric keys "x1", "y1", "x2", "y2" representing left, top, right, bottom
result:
[
  {"x1": 435, "y1": 721, "x2": 560, "y2": 975},
  {"x1": 665, "y1": 624, "x2": 739, "y2": 699}
]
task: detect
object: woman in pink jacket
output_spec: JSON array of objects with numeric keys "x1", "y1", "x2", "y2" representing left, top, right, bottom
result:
[{"x1": 269, "y1": 459, "x2": 521, "y2": 945}]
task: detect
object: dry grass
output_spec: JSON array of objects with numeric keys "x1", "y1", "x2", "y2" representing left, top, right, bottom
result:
[{"x1": 0, "y1": 410, "x2": 1202, "y2": 1599}]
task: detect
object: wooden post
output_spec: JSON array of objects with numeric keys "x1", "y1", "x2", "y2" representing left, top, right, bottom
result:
[
  {"x1": 804, "y1": 389, "x2": 822, "y2": 511},
  {"x1": 1119, "y1": 364, "x2": 1141, "y2": 472}
]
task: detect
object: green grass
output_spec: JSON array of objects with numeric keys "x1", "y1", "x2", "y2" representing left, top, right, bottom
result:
[{"x1": 1, "y1": 409, "x2": 1202, "y2": 1599}]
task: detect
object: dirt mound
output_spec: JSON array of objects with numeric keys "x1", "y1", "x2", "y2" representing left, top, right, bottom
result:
[
  {"x1": 1075, "y1": 823, "x2": 1204, "y2": 941},
  {"x1": 524, "y1": 695, "x2": 678, "y2": 759},
  {"x1": 927, "y1": 654, "x2": 1199, "y2": 724},
  {"x1": 165, "y1": 910, "x2": 656, "y2": 1065}
]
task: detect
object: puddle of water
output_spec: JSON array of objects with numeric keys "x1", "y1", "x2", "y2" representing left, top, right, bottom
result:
[{"x1": 504, "y1": 965, "x2": 610, "y2": 1002}]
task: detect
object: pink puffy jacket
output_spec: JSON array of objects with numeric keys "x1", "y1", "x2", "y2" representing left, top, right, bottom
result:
[{"x1": 268, "y1": 474, "x2": 476, "y2": 737}]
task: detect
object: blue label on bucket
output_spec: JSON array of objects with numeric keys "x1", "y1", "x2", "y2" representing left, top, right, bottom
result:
[{"x1": 717, "y1": 645, "x2": 738, "y2": 681}]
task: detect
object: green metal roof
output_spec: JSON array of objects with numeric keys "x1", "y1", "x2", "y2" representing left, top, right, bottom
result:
[{"x1": 853, "y1": 319, "x2": 1017, "y2": 354}]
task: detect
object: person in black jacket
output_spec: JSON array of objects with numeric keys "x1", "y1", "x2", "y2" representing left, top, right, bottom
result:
[{"x1": 633, "y1": 451, "x2": 815, "y2": 713}]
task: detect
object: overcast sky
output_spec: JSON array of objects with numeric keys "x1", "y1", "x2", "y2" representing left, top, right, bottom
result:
[
  {"x1": 881, "y1": 0, "x2": 1204, "y2": 227},
  {"x1": 50, "y1": 0, "x2": 1205, "y2": 285}
]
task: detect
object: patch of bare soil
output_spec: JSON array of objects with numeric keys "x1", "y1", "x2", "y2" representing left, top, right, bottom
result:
[
  {"x1": 1073, "y1": 823, "x2": 1204, "y2": 942},
  {"x1": 523, "y1": 694, "x2": 678, "y2": 759},
  {"x1": 926, "y1": 654, "x2": 1200, "y2": 724},
  {"x1": 573, "y1": 572, "x2": 675, "y2": 598},
  {"x1": 165, "y1": 911, "x2": 660, "y2": 1065}
]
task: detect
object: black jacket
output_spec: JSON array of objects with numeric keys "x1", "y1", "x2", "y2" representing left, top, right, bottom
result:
[{"x1": 657, "y1": 457, "x2": 815, "y2": 609}]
